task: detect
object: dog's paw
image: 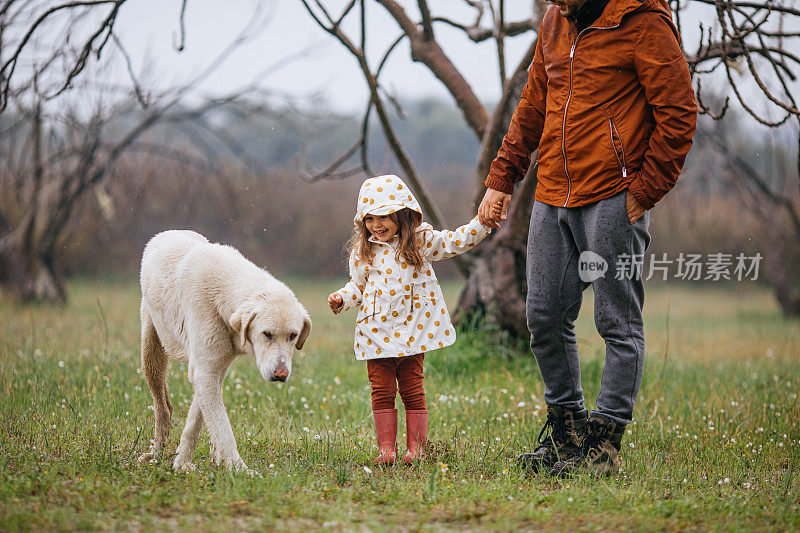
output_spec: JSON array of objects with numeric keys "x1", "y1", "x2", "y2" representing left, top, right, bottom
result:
[
  {"x1": 231, "y1": 459, "x2": 261, "y2": 478},
  {"x1": 138, "y1": 449, "x2": 160, "y2": 464},
  {"x1": 240, "y1": 466, "x2": 262, "y2": 478},
  {"x1": 173, "y1": 456, "x2": 196, "y2": 473}
]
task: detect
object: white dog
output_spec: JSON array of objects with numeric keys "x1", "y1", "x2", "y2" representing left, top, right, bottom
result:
[{"x1": 138, "y1": 230, "x2": 311, "y2": 474}]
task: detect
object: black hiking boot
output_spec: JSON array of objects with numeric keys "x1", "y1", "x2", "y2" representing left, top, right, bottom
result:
[
  {"x1": 516, "y1": 405, "x2": 588, "y2": 473},
  {"x1": 551, "y1": 413, "x2": 625, "y2": 477}
]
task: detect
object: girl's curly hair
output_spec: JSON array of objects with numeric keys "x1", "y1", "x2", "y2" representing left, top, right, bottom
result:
[{"x1": 348, "y1": 208, "x2": 424, "y2": 271}]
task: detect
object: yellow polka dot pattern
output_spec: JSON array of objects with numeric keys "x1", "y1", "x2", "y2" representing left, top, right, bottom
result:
[
  {"x1": 353, "y1": 174, "x2": 422, "y2": 226},
  {"x1": 335, "y1": 176, "x2": 492, "y2": 360}
]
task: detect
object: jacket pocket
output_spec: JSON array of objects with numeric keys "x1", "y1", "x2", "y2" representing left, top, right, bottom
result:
[
  {"x1": 621, "y1": 188, "x2": 634, "y2": 226},
  {"x1": 356, "y1": 292, "x2": 381, "y2": 324},
  {"x1": 370, "y1": 291, "x2": 408, "y2": 329},
  {"x1": 603, "y1": 108, "x2": 628, "y2": 179}
]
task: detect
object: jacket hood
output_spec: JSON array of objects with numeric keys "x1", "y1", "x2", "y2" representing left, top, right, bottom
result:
[
  {"x1": 354, "y1": 174, "x2": 423, "y2": 225},
  {"x1": 589, "y1": 0, "x2": 672, "y2": 28}
]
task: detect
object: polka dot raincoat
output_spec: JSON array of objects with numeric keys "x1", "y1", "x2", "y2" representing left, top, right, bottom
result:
[{"x1": 335, "y1": 174, "x2": 493, "y2": 360}]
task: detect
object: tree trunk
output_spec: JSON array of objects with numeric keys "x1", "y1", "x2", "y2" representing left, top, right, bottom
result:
[
  {"x1": 454, "y1": 168, "x2": 537, "y2": 338},
  {"x1": 453, "y1": 62, "x2": 536, "y2": 340},
  {"x1": 761, "y1": 221, "x2": 800, "y2": 317},
  {"x1": 0, "y1": 231, "x2": 66, "y2": 304}
]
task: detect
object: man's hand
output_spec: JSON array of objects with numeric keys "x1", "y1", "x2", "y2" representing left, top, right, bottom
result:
[
  {"x1": 625, "y1": 190, "x2": 647, "y2": 224},
  {"x1": 328, "y1": 293, "x2": 344, "y2": 314},
  {"x1": 479, "y1": 188, "x2": 512, "y2": 228}
]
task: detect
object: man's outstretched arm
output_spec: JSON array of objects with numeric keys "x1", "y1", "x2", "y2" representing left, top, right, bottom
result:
[{"x1": 480, "y1": 32, "x2": 548, "y2": 226}]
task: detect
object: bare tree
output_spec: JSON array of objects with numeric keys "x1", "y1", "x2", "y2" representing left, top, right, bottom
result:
[
  {"x1": 0, "y1": 90, "x2": 235, "y2": 302},
  {"x1": 696, "y1": 120, "x2": 800, "y2": 314},
  {"x1": 300, "y1": 0, "x2": 800, "y2": 330},
  {"x1": 0, "y1": 1, "x2": 277, "y2": 302}
]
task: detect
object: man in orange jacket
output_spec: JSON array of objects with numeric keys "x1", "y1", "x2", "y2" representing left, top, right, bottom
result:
[{"x1": 478, "y1": 0, "x2": 697, "y2": 475}]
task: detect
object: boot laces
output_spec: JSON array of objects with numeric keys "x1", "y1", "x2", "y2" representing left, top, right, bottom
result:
[
  {"x1": 535, "y1": 411, "x2": 568, "y2": 451},
  {"x1": 579, "y1": 419, "x2": 612, "y2": 459}
]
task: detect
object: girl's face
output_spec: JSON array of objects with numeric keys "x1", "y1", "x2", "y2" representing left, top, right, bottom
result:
[{"x1": 364, "y1": 214, "x2": 398, "y2": 242}]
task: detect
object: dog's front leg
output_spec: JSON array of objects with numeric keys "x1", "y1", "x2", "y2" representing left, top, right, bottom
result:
[
  {"x1": 173, "y1": 394, "x2": 203, "y2": 472},
  {"x1": 193, "y1": 370, "x2": 253, "y2": 475}
]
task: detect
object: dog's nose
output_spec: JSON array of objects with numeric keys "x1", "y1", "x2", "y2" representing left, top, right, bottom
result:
[{"x1": 273, "y1": 365, "x2": 289, "y2": 381}]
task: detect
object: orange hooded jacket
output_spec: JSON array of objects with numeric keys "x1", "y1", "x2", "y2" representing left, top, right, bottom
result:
[{"x1": 485, "y1": 0, "x2": 697, "y2": 210}]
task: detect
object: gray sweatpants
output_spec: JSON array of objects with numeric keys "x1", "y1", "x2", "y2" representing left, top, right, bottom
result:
[{"x1": 526, "y1": 190, "x2": 651, "y2": 426}]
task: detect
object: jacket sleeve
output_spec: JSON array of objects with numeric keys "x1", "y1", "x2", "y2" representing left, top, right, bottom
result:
[
  {"x1": 419, "y1": 217, "x2": 492, "y2": 262},
  {"x1": 484, "y1": 31, "x2": 548, "y2": 194},
  {"x1": 627, "y1": 13, "x2": 698, "y2": 210},
  {"x1": 334, "y1": 251, "x2": 367, "y2": 313}
]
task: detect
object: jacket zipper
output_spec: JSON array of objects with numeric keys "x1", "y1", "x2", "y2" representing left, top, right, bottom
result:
[
  {"x1": 561, "y1": 22, "x2": 622, "y2": 207},
  {"x1": 608, "y1": 117, "x2": 628, "y2": 178}
]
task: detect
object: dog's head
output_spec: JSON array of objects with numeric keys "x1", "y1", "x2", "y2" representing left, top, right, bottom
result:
[{"x1": 229, "y1": 292, "x2": 311, "y2": 382}]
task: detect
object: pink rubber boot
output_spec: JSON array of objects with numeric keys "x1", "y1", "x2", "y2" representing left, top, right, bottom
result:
[
  {"x1": 372, "y1": 409, "x2": 397, "y2": 465},
  {"x1": 402, "y1": 409, "x2": 428, "y2": 464}
]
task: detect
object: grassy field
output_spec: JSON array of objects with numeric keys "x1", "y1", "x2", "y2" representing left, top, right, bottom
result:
[{"x1": 0, "y1": 278, "x2": 798, "y2": 531}]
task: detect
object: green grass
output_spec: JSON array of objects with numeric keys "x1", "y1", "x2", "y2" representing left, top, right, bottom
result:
[{"x1": 1, "y1": 278, "x2": 798, "y2": 531}]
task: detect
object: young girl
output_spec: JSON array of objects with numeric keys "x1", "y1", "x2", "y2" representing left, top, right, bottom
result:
[{"x1": 328, "y1": 174, "x2": 498, "y2": 465}]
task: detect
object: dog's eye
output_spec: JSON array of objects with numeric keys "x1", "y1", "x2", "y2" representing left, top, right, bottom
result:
[
  {"x1": 263, "y1": 332, "x2": 273, "y2": 341},
  {"x1": 288, "y1": 332, "x2": 297, "y2": 341}
]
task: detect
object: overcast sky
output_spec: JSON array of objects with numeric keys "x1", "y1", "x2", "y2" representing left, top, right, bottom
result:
[
  {"x1": 112, "y1": 1, "x2": 540, "y2": 112},
  {"x1": 50, "y1": 0, "x2": 795, "y2": 131}
]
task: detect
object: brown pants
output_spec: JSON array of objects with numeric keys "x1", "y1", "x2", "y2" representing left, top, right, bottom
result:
[{"x1": 367, "y1": 354, "x2": 427, "y2": 411}]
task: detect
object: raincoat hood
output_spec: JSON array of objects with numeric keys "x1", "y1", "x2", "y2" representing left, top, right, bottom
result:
[{"x1": 354, "y1": 175, "x2": 423, "y2": 225}]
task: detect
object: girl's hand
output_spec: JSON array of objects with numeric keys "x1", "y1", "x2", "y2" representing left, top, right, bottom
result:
[
  {"x1": 478, "y1": 188, "x2": 511, "y2": 228},
  {"x1": 328, "y1": 293, "x2": 344, "y2": 314},
  {"x1": 490, "y1": 201, "x2": 503, "y2": 220}
]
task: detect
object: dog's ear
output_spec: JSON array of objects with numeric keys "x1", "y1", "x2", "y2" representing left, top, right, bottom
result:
[
  {"x1": 296, "y1": 313, "x2": 312, "y2": 350},
  {"x1": 230, "y1": 307, "x2": 257, "y2": 349}
]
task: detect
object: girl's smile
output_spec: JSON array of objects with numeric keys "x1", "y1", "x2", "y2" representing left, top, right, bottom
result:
[{"x1": 364, "y1": 214, "x2": 399, "y2": 242}]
